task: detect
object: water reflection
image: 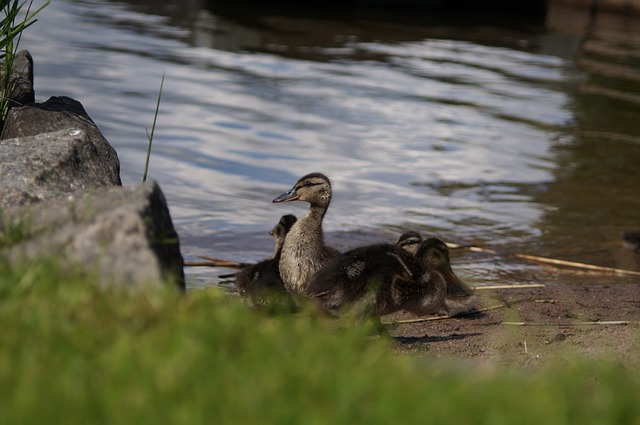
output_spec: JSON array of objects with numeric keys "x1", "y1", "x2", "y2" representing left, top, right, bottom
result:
[
  {"x1": 22, "y1": 0, "x2": 640, "y2": 289},
  {"x1": 535, "y1": 1, "x2": 640, "y2": 272},
  {"x1": 193, "y1": 3, "x2": 547, "y2": 56}
]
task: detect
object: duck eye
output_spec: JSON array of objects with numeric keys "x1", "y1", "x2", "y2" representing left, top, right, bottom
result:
[{"x1": 305, "y1": 181, "x2": 313, "y2": 187}]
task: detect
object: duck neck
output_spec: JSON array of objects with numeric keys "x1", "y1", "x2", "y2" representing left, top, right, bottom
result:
[
  {"x1": 279, "y1": 202, "x2": 331, "y2": 294},
  {"x1": 308, "y1": 202, "x2": 328, "y2": 222},
  {"x1": 273, "y1": 240, "x2": 284, "y2": 260}
]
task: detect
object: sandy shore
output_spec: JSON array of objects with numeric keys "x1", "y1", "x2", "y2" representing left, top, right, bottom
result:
[{"x1": 386, "y1": 270, "x2": 640, "y2": 367}]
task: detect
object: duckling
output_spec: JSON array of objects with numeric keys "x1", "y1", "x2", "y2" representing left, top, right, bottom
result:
[
  {"x1": 235, "y1": 214, "x2": 297, "y2": 310},
  {"x1": 306, "y1": 238, "x2": 450, "y2": 322},
  {"x1": 417, "y1": 237, "x2": 475, "y2": 316},
  {"x1": 269, "y1": 214, "x2": 298, "y2": 258},
  {"x1": 396, "y1": 231, "x2": 423, "y2": 255},
  {"x1": 398, "y1": 232, "x2": 474, "y2": 314},
  {"x1": 272, "y1": 172, "x2": 340, "y2": 295}
]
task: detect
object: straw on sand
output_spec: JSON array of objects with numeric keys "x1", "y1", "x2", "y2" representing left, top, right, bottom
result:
[{"x1": 447, "y1": 243, "x2": 640, "y2": 277}]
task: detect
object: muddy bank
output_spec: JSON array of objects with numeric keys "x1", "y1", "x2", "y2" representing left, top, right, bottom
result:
[{"x1": 387, "y1": 272, "x2": 640, "y2": 367}]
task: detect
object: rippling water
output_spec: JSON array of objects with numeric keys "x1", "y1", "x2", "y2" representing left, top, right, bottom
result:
[{"x1": 21, "y1": 0, "x2": 640, "y2": 289}]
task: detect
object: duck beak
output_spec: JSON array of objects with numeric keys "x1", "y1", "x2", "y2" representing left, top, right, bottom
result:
[{"x1": 273, "y1": 188, "x2": 300, "y2": 203}]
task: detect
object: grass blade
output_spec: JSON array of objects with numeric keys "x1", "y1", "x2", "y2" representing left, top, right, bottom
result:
[{"x1": 142, "y1": 72, "x2": 164, "y2": 183}]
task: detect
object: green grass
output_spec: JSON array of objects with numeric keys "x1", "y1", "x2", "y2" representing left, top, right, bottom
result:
[
  {"x1": 0, "y1": 209, "x2": 31, "y2": 246},
  {"x1": 1, "y1": 0, "x2": 49, "y2": 123},
  {"x1": 142, "y1": 72, "x2": 164, "y2": 183},
  {"x1": 1, "y1": 258, "x2": 640, "y2": 424}
]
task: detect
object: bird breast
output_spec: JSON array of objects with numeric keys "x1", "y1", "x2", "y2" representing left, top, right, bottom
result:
[{"x1": 278, "y1": 222, "x2": 328, "y2": 293}]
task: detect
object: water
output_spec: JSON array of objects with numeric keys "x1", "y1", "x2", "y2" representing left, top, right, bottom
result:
[{"x1": 20, "y1": 0, "x2": 640, "y2": 289}]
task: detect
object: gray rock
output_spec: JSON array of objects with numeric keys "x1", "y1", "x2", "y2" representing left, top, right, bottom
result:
[
  {"x1": 1, "y1": 96, "x2": 122, "y2": 186},
  {"x1": 0, "y1": 51, "x2": 184, "y2": 290},
  {"x1": 3, "y1": 50, "x2": 35, "y2": 111},
  {"x1": 2, "y1": 181, "x2": 185, "y2": 289},
  {"x1": 0, "y1": 128, "x2": 122, "y2": 207}
]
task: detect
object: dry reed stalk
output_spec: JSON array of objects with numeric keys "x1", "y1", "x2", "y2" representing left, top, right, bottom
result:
[
  {"x1": 183, "y1": 261, "x2": 241, "y2": 267},
  {"x1": 182, "y1": 256, "x2": 248, "y2": 268},
  {"x1": 502, "y1": 320, "x2": 631, "y2": 326},
  {"x1": 197, "y1": 255, "x2": 243, "y2": 263},
  {"x1": 384, "y1": 303, "x2": 506, "y2": 325},
  {"x1": 512, "y1": 253, "x2": 640, "y2": 277},
  {"x1": 447, "y1": 243, "x2": 498, "y2": 254},
  {"x1": 472, "y1": 284, "x2": 546, "y2": 291},
  {"x1": 448, "y1": 243, "x2": 640, "y2": 277}
]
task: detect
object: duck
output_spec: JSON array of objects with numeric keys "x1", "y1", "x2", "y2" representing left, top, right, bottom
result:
[
  {"x1": 396, "y1": 230, "x2": 423, "y2": 255},
  {"x1": 398, "y1": 231, "x2": 474, "y2": 312},
  {"x1": 306, "y1": 237, "x2": 452, "y2": 324},
  {"x1": 416, "y1": 237, "x2": 475, "y2": 315},
  {"x1": 272, "y1": 172, "x2": 340, "y2": 295},
  {"x1": 235, "y1": 214, "x2": 297, "y2": 311}
]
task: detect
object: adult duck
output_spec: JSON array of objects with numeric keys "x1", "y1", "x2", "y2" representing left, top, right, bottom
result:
[
  {"x1": 235, "y1": 214, "x2": 297, "y2": 310},
  {"x1": 306, "y1": 237, "x2": 451, "y2": 322},
  {"x1": 272, "y1": 172, "x2": 340, "y2": 295}
]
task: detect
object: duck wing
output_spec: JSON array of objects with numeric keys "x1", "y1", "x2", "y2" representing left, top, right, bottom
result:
[{"x1": 307, "y1": 244, "x2": 415, "y2": 316}]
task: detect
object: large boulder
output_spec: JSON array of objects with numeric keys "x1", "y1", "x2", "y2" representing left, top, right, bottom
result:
[
  {"x1": 1, "y1": 95, "x2": 121, "y2": 187},
  {"x1": 0, "y1": 128, "x2": 121, "y2": 207},
  {"x1": 2, "y1": 181, "x2": 185, "y2": 289}
]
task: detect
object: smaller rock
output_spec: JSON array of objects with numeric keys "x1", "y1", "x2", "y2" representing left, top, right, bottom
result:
[
  {"x1": 3, "y1": 50, "x2": 35, "y2": 110},
  {"x1": 1, "y1": 96, "x2": 122, "y2": 186},
  {"x1": 546, "y1": 333, "x2": 568, "y2": 344},
  {"x1": 0, "y1": 128, "x2": 122, "y2": 207}
]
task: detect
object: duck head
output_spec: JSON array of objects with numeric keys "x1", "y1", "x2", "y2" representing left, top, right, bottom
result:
[
  {"x1": 415, "y1": 237, "x2": 450, "y2": 270},
  {"x1": 272, "y1": 172, "x2": 332, "y2": 208},
  {"x1": 416, "y1": 237, "x2": 472, "y2": 298},
  {"x1": 396, "y1": 231, "x2": 423, "y2": 255},
  {"x1": 270, "y1": 214, "x2": 297, "y2": 257},
  {"x1": 269, "y1": 214, "x2": 297, "y2": 240}
]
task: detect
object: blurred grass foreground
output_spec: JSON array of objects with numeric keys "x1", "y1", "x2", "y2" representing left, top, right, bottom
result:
[{"x1": 0, "y1": 258, "x2": 639, "y2": 425}]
